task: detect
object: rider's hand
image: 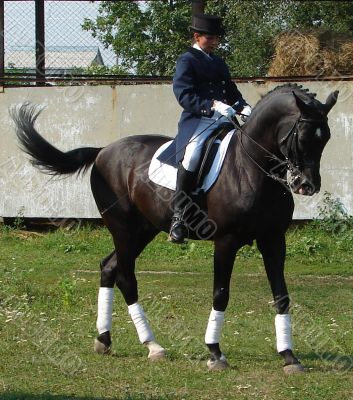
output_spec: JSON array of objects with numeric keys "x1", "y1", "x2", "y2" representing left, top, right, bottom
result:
[
  {"x1": 212, "y1": 101, "x2": 236, "y2": 119},
  {"x1": 240, "y1": 105, "x2": 252, "y2": 122}
]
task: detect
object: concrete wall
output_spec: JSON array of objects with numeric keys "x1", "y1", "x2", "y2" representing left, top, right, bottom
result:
[{"x1": 0, "y1": 80, "x2": 352, "y2": 220}]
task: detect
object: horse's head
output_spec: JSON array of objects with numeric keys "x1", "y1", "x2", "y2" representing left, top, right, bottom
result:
[{"x1": 278, "y1": 89, "x2": 339, "y2": 196}]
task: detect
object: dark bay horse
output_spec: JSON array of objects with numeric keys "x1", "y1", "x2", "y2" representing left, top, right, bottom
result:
[{"x1": 12, "y1": 84, "x2": 339, "y2": 373}]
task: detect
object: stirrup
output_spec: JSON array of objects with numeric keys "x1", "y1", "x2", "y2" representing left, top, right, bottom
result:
[{"x1": 168, "y1": 215, "x2": 188, "y2": 244}]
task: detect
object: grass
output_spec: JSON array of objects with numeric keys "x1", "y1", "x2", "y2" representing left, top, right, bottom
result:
[{"x1": 0, "y1": 222, "x2": 352, "y2": 400}]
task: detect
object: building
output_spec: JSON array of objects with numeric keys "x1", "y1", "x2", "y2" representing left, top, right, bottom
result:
[{"x1": 5, "y1": 46, "x2": 105, "y2": 74}]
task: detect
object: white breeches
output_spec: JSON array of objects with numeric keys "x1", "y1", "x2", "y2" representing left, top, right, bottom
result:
[{"x1": 182, "y1": 112, "x2": 230, "y2": 172}]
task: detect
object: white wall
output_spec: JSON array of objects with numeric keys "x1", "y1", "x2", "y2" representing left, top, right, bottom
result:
[{"x1": 0, "y1": 81, "x2": 351, "y2": 220}]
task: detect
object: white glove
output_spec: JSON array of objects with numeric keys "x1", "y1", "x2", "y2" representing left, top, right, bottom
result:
[
  {"x1": 240, "y1": 105, "x2": 252, "y2": 122},
  {"x1": 213, "y1": 101, "x2": 236, "y2": 119}
]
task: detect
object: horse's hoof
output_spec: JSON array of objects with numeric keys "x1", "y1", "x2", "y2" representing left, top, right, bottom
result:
[
  {"x1": 207, "y1": 354, "x2": 230, "y2": 371},
  {"x1": 94, "y1": 338, "x2": 111, "y2": 355},
  {"x1": 283, "y1": 363, "x2": 305, "y2": 375},
  {"x1": 145, "y1": 341, "x2": 166, "y2": 361}
]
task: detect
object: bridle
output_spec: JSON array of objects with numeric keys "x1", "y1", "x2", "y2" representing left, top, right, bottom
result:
[
  {"x1": 278, "y1": 115, "x2": 327, "y2": 169},
  {"x1": 234, "y1": 114, "x2": 327, "y2": 188}
]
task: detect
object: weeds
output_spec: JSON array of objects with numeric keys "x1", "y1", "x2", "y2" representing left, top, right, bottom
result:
[
  {"x1": 58, "y1": 278, "x2": 76, "y2": 308},
  {"x1": 315, "y1": 191, "x2": 353, "y2": 235}
]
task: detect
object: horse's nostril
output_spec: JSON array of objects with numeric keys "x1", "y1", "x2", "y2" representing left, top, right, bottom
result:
[{"x1": 302, "y1": 182, "x2": 316, "y2": 195}]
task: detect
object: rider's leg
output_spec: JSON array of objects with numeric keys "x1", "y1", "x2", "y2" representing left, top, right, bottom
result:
[{"x1": 169, "y1": 115, "x2": 228, "y2": 244}]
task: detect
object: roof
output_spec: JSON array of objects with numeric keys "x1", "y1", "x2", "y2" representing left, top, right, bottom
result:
[{"x1": 5, "y1": 46, "x2": 105, "y2": 69}]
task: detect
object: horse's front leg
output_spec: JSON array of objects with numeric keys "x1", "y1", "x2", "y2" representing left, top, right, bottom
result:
[
  {"x1": 257, "y1": 233, "x2": 305, "y2": 374},
  {"x1": 205, "y1": 235, "x2": 238, "y2": 371}
]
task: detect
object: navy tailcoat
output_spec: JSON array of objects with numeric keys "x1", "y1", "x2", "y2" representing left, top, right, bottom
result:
[{"x1": 157, "y1": 47, "x2": 248, "y2": 166}]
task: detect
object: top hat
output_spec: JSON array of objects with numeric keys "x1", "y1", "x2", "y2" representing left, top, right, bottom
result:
[{"x1": 190, "y1": 13, "x2": 225, "y2": 36}]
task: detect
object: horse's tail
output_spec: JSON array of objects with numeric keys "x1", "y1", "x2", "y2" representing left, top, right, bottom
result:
[{"x1": 11, "y1": 103, "x2": 102, "y2": 176}]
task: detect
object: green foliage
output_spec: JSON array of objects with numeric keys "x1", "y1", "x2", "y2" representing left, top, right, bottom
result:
[
  {"x1": 286, "y1": 234, "x2": 324, "y2": 258},
  {"x1": 73, "y1": 64, "x2": 128, "y2": 75},
  {"x1": 207, "y1": 0, "x2": 288, "y2": 76},
  {"x1": 0, "y1": 224, "x2": 353, "y2": 398},
  {"x1": 82, "y1": 0, "x2": 191, "y2": 75},
  {"x1": 58, "y1": 277, "x2": 76, "y2": 308},
  {"x1": 315, "y1": 191, "x2": 353, "y2": 235},
  {"x1": 3, "y1": 68, "x2": 32, "y2": 86},
  {"x1": 82, "y1": 0, "x2": 353, "y2": 77},
  {"x1": 13, "y1": 207, "x2": 26, "y2": 230},
  {"x1": 285, "y1": 1, "x2": 353, "y2": 32}
]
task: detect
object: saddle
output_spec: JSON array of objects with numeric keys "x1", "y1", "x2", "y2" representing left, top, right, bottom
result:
[
  {"x1": 195, "y1": 123, "x2": 236, "y2": 192},
  {"x1": 148, "y1": 124, "x2": 237, "y2": 194}
]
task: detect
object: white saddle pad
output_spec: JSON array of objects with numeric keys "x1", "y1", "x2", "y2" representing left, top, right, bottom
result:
[{"x1": 148, "y1": 130, "x2": 235, "y2": 193}]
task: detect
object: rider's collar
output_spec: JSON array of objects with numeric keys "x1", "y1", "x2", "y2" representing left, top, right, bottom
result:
[{"x1": 192, "y1": 43, "x2": 212, "y2": 59}]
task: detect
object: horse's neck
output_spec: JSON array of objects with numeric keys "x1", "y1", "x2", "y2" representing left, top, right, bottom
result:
[
  {"x1": 231, "y1": 102, "x2": 293, "y2": 185},
  {"x1": 242, "y1": 97, "x2": 296, "y2": 156}
]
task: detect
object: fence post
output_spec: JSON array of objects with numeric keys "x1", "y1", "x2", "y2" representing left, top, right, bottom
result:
[
  {"x1": 0, "y1": 0, "x2": 4, "y2": 84},
  {"x1": 191, "y1": 0, "x2": 206, "y2": 15},
  {"x1": 35, "y1": 0, "x2": 45, "y2": 86}
]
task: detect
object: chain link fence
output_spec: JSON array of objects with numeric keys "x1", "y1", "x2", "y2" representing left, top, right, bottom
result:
[{"x1": 3, "y1": 0, "x2": 117, "y2": 78}]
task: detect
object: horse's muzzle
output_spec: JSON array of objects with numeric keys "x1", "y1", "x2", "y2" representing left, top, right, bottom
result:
[{"x1": 292, "y1": 179, "x2": 318, "y2": 196}]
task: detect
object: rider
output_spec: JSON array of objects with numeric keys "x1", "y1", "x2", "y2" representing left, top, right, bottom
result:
[{"x1": 157, "y1": 13, "x2": 252, "y2": 244}]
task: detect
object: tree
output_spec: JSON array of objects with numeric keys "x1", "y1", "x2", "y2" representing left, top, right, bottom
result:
[
  {"x1": 82, "y1": 0, "x2": 353, "y2": 77},
  {"x1": 82, "y1": 0, "x2": 192, "y2": 75}
]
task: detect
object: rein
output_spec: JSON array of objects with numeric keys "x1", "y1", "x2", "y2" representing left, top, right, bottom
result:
[
  {"x1": 233, "y1": 115, "x2": 325, "y2": 187},
  {"x1": 234, "y1": 120, "x2": 291, "y2": 186}
]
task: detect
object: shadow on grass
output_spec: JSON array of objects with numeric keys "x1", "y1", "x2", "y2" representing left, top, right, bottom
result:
[
  {"x1": 299, "y1": 351, "x2": 353, "y2": 372},
  {"x1": 0, "y1": 393, "x2": 177, "y2": 400}
]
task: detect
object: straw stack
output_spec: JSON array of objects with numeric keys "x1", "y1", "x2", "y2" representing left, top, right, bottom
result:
[{"x1": 268, "y1": 31, "x2": 353, "y2": 76}]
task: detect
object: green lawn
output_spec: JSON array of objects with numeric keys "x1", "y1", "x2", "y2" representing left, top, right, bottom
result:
[{"x1": 0, "y1": 223, "x2": 352, "y2": 400}]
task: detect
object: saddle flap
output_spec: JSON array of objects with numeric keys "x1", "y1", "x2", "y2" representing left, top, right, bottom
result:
[{"x1": 196, "y1": 125, "x2": 231, "y2": 188}]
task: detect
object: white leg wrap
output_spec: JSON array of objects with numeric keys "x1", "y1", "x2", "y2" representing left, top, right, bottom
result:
[
  {"x1": 128, "y1": 303, "x2": 155, "y2": 344},
  {"x1": 96, "y1": 287, "x2": 114, "y2": 334},
  {"x1": 275, "y1": 313, "x2": 293, "y2": 353},
  {"x1": 205, "y1": 308, "x2": 225, "y2": 344}
]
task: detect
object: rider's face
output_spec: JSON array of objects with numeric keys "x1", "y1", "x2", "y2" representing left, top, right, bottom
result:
[{"x1": 194, "y1": 33, "x2": 220, "y2": 53}]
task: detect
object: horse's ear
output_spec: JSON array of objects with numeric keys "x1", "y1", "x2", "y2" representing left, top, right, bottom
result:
[
  {"x1": 324, "y1": 90, "x2": 339, "y2": 114},
  {"x1": 292, "y1": 91, "x2": 312, "y2": 115}
]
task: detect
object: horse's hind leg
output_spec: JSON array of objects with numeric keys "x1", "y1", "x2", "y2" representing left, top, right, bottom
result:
[
  {"x1": 91, "y1": 164, "x2": 164, "y2": 360},
  {"x1": 257, "y1": 233, "x2": 305, "y2": 374},
  {"x1": 95, "y1": 227, "x2": 165, "y2": 360},
  {"x1": 94, "y1": 250, "x2": 117, "y2": 355},
  {"x1": 113, "y1": 229, "x2": 165, "y2": 360}
]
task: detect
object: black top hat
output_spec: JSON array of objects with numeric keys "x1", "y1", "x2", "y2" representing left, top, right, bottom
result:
[{"x1": 190, "y1": 13, "x2": 225, "y2": 36}]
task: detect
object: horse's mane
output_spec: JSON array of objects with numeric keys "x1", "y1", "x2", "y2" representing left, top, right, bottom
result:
[{"x1": 254, "y1": 83, "x2": 318, "y2": 110}]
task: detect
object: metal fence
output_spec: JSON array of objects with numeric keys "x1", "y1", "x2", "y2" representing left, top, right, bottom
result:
[{"x1": 1, "y1": 0, "x2": 118, "y2": 83}]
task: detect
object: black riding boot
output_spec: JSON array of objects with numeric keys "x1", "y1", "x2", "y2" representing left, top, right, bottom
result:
[{"x1": 169, "y1": 163, "x2": 195, "y2": 244}]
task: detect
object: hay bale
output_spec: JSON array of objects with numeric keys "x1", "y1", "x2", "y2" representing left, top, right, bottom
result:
[
  {"x1": 268, "y1": 32, "x2": 321, "y2": 76},
  {"x1": 320, "y1": 49, "x2": 338, "y2": 76},
  {"x1": 268, "y1": 30, "x2": 353, "y2": 77},
  {"x1": 338, "y1": 42, "x2": 353, "y2": 74}
]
